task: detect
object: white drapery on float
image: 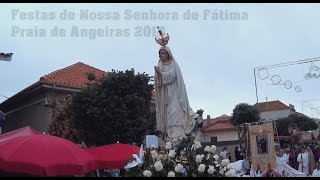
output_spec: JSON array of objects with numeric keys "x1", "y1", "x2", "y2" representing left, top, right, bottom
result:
[
  {"x1": 230, "y1": 120, "x2": 308, "y2": 177},
  {"x1": 228, "y1": 156, "x2": 307, "y2": 177}
]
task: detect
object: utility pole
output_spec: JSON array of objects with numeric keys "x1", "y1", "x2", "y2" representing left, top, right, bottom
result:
[{"x1": 254, "y1": 68, "x2": 259, "y2": 104}]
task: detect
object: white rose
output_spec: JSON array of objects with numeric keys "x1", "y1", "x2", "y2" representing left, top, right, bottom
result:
[
  {"x1": 225, "y1": 169, "x2": 237, "y2": 177},
  {"x1": 213, "y1": 154, "x2": 219, "y2": 161},
  {"x1": 221, "y1": 159, "x2": 230, "y2": 167},
  {"x1": 158, "y1": 154, "x2": 164, "y2": 159},
  {"x1": 175, "y1": 163, "x2": 184, "y2": 173},
  {"x1": 167, "y1": 171, "x2": 175, "y2": 177},
  {"x1": 210, "y1": 145, "x2": 217, "y2": 153},
  {"x1": 165, "y1": 142, "x2": 172, "y2": 150},
  {"x1": 169, "y1": 149, "x2": 176, "y2": 158},
  {"x1": 204, "y1": 146, "x2": 210, "y2": 152},
  {"x1": 198, "y1": 164, "x2": 206, "y2": 173},
  {"x1": 143, "y1": 170, "x2": 152, "y2": 177},
  {"x1": 151, "y1": 150, "x2": 158, "y2": 159},
  {"x1": 154, "y1": 161, "x2": 163, "y2": 172},
  {"x1": 193, "y1": 140, "x2": 202, "y2": 150},
  {"x1": 196, "y1": 155, "x2": 203, "y2": 163},
  {"x1": 207, "y1": 165, "x2": 215, "y2": 174}
]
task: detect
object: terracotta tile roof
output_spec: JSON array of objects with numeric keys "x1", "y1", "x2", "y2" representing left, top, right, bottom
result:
[
  {"x1": 40, "y1": 62, "x2": 107, "y2": 88},
  {"x1": 201, "y1": 114, "x2": 237, "y2": 132},
  {"x1": 255, "y1": 100, "x2": 289, "y2": 112}
]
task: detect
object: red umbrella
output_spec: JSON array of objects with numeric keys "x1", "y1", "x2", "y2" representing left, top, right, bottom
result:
[
  {"x1": 86, "y1": 143, "x2": 140, "y2": 170},
  {"x1": 0, "y1": 135, "x2": 97, "y2": 176},
  {"x1": 0, "y1": 126, "x2": 41, "y2": 143}
]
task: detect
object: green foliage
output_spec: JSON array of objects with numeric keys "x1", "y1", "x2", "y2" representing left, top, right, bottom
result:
[
  {"x1": 275, "y1": 117, "x2": 292, "y2": 136},
  {"x1": 48, "y1": 95, "x2": 81, "y2": 144},
  {"x1": 276, "y1": 114, "x2": 318, "y2": 136},
  {"x1": 86, "y1": 72, "x2": 96, "y2": 81},
  {"x1": 71, "y1": 69, "x2": 155, "y2": 147},
  {"x1": 230, "y1": 103, "x2": 260, "y2": 126}
]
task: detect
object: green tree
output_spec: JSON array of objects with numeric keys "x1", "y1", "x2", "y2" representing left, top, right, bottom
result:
[
  {"x1": 71, "y1": 69, "x2": 155, "y2": 147},
  {"x1": 230, "y1": 103, "x2": 260, "y2": 154},
  {"x1": 48, "y1": 95, "x2": 81, "y2": 144},
  {"x1": 276, "y1": 114, "x2": 318, "y2": 136},
  {"x1": 230, "y1": 103, "x2": 260, "y2": 126},
  {"x1": 275, "y1": 117, "x2": 292, "y2": 136}
]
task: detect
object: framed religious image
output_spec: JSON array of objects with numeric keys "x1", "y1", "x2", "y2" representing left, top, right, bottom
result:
[
  {"x1": 249, "y1": 123, "x2": 276, "y2": 173},
  {"x1": 256, "y1": 134, "x2": 268, "y2": 154}
]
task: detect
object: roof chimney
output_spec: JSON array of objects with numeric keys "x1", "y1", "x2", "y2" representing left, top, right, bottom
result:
[
  {"x1": 207, "y1": 115, "x2": 210, "y2": 120},
  {"x1": 289, "y1": 104, "x2": 295, "y2": 112}
]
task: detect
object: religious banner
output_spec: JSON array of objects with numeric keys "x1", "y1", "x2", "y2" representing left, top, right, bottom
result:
[{"x1": 249, "y1": 123, "x2": 276, "y2": 173}]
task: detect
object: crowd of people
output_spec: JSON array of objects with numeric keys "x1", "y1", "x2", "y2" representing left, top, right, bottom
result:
[
  {"x1": 276, "y1": 141, "x2": 320, "y2": 176},
  {"x1": 217, "y1": 141, "x2": 320, "y2": 177}
]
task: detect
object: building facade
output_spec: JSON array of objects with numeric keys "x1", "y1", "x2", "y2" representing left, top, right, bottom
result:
[{"x1": 0, "y1": 62, "x2": 107, "y2": 133}]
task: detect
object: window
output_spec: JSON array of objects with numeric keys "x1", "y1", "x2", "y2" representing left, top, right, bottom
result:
[{"x1": 211, "y1": 136, "x2": 217, "y2": 142}]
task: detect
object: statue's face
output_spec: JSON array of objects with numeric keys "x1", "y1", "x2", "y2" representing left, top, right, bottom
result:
[{"x1": 159, "y1": 49, "x2": 169, "y2": 61}]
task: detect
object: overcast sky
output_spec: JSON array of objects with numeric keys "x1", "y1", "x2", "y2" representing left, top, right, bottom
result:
[{"x1": 1, "y1": 3, "x2": 320, "y2": 119}]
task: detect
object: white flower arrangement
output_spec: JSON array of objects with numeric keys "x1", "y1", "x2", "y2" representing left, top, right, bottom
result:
[
  {"x1": 196, "y1": 154, "x2": 203, "y2": 163},
  {"x1": 168, "y1": 149, "x2": 176, "y2": 158},
  {"x1": 221, "y1": 159, "x2": 230, "y2": 167},
  {"x1": 154, "y1": 161, "x2": 163, "y2": 172},
  {"x1": 213, "y1": 154, "x2": 219, "y2": 161},
  {"x1": 143, "y1": 170, "x2": 152, "y2": 177},
  {"x1": 150, "y1": 150, "x2": 158, "y2": 159},
  {"x1": 165, "y1": 142, "x2": 172, "y2": 150},
  {"x1": 198, "y1": 164, "x2": 206, "y2": 173},
  {"x1": 204, "y1": 146, "x2": 210, "y2": 152},
  {"x1": 167, "y1": 171, "x2": 175, "y2": 177},
  {"x1": 207, "y1": 165, "x2": 215, "y2": 174},
  {"x1": 225, "y1": 169, "x2": 237, "y2": 177},
  {"x1": 209, "y1": 145, "x2": 217, "y2": 153},
  {"x1": 174, "y1": 163, "x2": 184, "y2": 173},
  {"x1": 192, "y1": 140, "x2": 202, "y2": 150},
  {"x1": 124, "y1": 139, "x2": 237, "y2": 177}
]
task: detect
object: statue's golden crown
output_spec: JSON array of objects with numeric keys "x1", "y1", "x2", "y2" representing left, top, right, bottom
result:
[{"x1": 155, "y1": 26, "x2": 170, "y2": 46}]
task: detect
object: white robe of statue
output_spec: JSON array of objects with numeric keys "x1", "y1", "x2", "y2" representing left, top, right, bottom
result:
[
  {"x1": 297, "y1": 152, "x2": 309, "y2": 174},
  {"x1": 154, "y1": 46, "x2": 196, "y2": 140}
]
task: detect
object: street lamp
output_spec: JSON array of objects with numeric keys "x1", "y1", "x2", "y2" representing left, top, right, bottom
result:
[{"x1": 0, "y1": 53, "x2": 13, "y2": 61}]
